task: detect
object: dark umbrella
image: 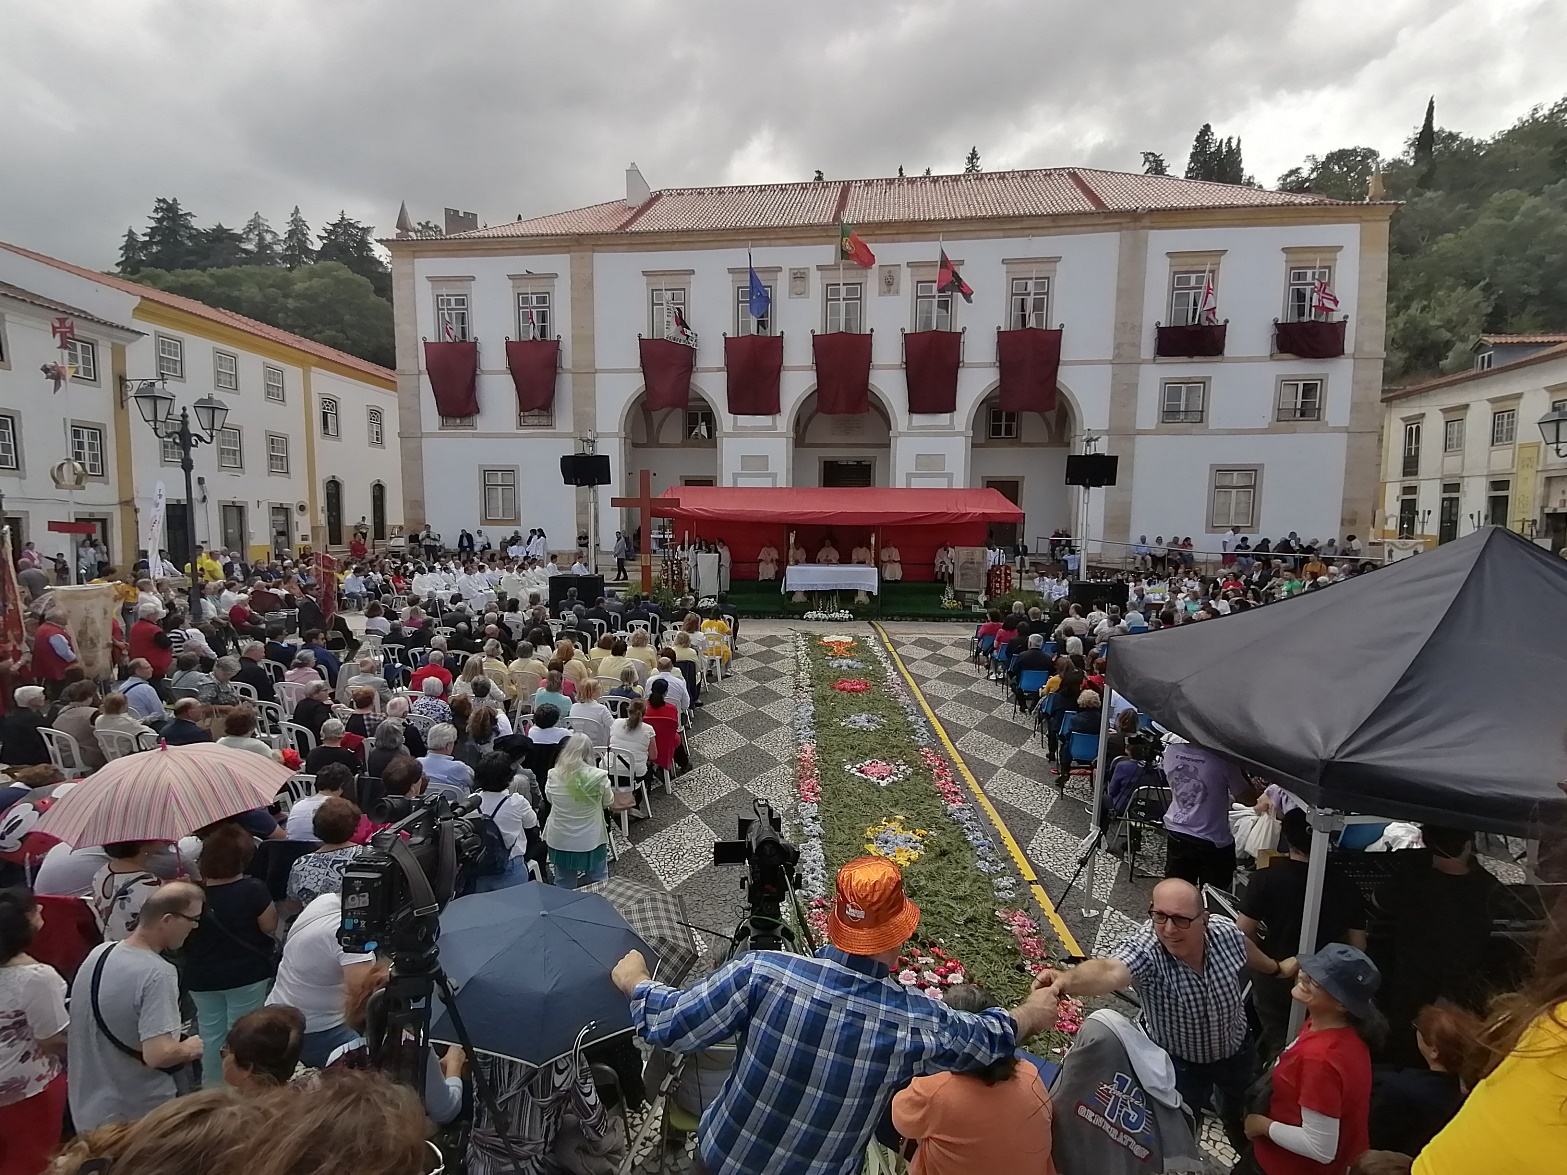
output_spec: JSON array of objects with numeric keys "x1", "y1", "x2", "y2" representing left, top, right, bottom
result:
[
  {"x1": 429, "y1": 885, "x2": 661, "y2": 1066},
  {"x1": 582, "y1": 877, "x2": 702, "y2": 986}
]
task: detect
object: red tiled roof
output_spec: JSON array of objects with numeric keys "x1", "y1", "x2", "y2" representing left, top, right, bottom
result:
[
  {"x1": 0, "y1": 280, "x2": 140, "y2": 335},
  {"x1": 1383, "y1": 341, "x2": 1567, "y2": 402},
  {"x1": 1479, "y1": 333, "x2": 1567, "y2": 346},
  {"x1": 448, "y1": 167, "x2": 1351, "y2": 240},
  {"x1": 0, "y1": 241, "x2": 395, "y2": 384}
]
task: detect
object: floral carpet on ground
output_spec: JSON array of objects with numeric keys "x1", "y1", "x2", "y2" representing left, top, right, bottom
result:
[{"x1": 791, "y1": 629, "x2": 1080, "y2": 1049}]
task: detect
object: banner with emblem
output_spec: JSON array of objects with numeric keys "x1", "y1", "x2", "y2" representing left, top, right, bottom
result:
[{"x1": 143, "y1": 481, "x2": 167, "y2": 556}]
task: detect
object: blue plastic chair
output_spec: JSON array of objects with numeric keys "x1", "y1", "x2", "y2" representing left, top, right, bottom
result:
[
  {"x1": 1014, "y1": 669, "x2": 1051, "y2": 716},
  {"x1": 1067, "y1": 729, "x2": 1100, "y2": 769},
  {"x1": 974, "y1": 633, "x2": 996, "y2": 671},
  {"x1": 1040, "y1": 641, "x2": 1058, "y2": 658}
]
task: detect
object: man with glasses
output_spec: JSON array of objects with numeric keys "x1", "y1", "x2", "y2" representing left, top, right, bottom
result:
[
  {"x1": 68, "y1": 882, "x2": 207, "y2": 1130},
  {"x1": 1036, "y1": 878, "x2": 1281, "y2": 1151}
]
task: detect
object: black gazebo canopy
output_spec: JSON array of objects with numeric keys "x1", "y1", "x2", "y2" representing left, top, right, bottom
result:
[{"x1": 1109, "y1": 527, "x2": 1567, "y2": 837}]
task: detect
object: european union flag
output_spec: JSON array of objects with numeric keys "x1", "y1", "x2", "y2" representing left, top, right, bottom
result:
[{"x1": 748, "y1": 257, "x2": 771, "y2": 321}]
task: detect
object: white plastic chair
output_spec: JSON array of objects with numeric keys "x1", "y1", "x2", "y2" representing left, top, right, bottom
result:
[
  {"x1": 261, "y1": 660, "x2": 288, "y2": 683},
  {"x1": 623, "y1": 620, "x2": 651, "y2": 636},
  {"x1": 700, "y1": 633, "x2": 730, "y2": 682},
  {"x1": 275, "y1": 680, "x2": 310, "y2": 718},
  {"x1": 280, "y1": 721, "x2": 316, "y2": 758},
  {"x1": 404, "y1": 711, "x2": 436, "y2": 736},
  {"x1": 39, "y1": 728, "x2": 91, "y2": 779},
  {"x1": 231, "y1": 681, "x2": 259, "y2": 704},
  {"x1": 566, "y1": 715, "x2": 611, "y2": 750},
  {"x1": 95, "y1": 728, "x2": 151, "y2": 761},
  {"x1": 275, "y1": 773, "x2": 317, "y2": 816},
  {"x1": 600, "y1": 695, "x2": 631, "y2": 720},
  {"x1": 254, "y1": 700, "x2": 286, "y2": 744},
  {"x1": 605, "y1": 748, "x2": 650, "y2": 838}
]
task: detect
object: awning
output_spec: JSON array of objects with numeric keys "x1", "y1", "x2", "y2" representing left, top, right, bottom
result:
[{"x1": 658, "y1": 486, "x2": 1023, "y2": 528}]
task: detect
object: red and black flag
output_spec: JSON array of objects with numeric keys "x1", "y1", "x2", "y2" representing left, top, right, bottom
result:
[{"x1": 937, "y1": 249, "x2": 973, "y2": 303}]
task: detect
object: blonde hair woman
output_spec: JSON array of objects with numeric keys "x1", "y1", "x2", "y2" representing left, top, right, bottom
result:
[
  {"x1": 451, "y1": 654, "x2": 486, "y2": 697},
  {"x1": 671, "y1": 630, "x2": 699, "y2": 665},
  {"x1": 625, "y1": 628, "x2": 657, "y2": 670},
  {"x1": 554, "y1": 640, "x2": 590, "y2": 687},
  {"x1": 543, "y1": 733, "x2": 614, "y2": 888}
]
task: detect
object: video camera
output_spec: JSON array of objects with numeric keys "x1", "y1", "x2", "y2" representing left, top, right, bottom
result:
[{"x1": 713, "y1": 798, "x2": 807, "y2": 955}]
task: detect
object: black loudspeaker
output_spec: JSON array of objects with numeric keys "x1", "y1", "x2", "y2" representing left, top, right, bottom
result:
[
  {"x1": 1064, "y1": 454, "x2": 1119, "y2": 488},
  {"x1": 549, "y1": 574, "x2": 605, "y2": 608},
  {"x1": 1067, "y1": 580, "x2": 1129, "y2": 611},
  {"x1": 560, "y1": 454, "x2": 612, "y2": 486}
]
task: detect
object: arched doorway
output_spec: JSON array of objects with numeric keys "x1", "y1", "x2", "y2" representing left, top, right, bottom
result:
[
  {"x1": 621, "y1": 388, "x2": 719, "y2": 545},
  {"x1": 967, "y1": 392, "x2": 1073, "y2": 550},
  {"x1": 371, "y1": 482, "x2": 387, "y2": 542},
  {"x1": 790, "y1": 390, "x2": 893, "y2": 487},
  {"x1": 324, "y1": 478, "x2": 343, "y2": 547}
]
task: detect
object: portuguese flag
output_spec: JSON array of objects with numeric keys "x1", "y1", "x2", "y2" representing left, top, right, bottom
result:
[{"x1": 838, "y1": 220, "x2": 875, "y2": 268}]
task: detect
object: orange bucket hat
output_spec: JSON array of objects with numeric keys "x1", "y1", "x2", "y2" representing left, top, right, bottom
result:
[{"x1": 827, "y1": 856, "x2": 921, "y2": 955}]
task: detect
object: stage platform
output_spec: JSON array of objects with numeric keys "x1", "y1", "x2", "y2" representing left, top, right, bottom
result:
[{"x1": 723, "y1": 579, "x2": 980, "y2": 621}]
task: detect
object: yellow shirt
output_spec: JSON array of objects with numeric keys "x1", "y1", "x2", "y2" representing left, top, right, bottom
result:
[
  {"x1": 1414, "y1": 1003, "x2": 1567, "y2": 1174},
  {"x1": 626, "y1": 646, "x2": 657, "y2": 669}
]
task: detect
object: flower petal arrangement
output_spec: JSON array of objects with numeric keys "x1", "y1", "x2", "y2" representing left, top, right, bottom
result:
[{"x1": 789, "y1": 627, "x2": 1075, "y2": 1051}]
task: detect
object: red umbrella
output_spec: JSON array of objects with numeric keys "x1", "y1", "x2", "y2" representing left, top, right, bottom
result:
[{"x1": 34, "y1": 743, "x2": 295, "y2": 847}]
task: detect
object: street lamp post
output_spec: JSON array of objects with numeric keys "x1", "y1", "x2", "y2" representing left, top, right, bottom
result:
[
  {"x1": 129, "y1": 381, "x2": 229, "y2": 619},
  {"x1": 1538, "y1": 407, "x2": 1567, "y2": 458}
]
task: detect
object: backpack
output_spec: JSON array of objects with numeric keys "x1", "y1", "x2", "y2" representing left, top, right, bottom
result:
[{"x1": 461, "y1": 794, "x2": 514, "y2": 890}]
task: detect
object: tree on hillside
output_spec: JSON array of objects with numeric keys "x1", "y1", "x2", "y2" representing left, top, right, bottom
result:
[
  {"x1": 1141, "y1": 151, "x2": 1169, "y2": 175},
  {"x1": 317, "y1": 212, "x2": 389, "y2": 299},
  {"x1": 196, "y1": 223, "x2": 249, "y2": 269},
  {"x1": 242, "y1": 213, "x2": 280, "y2": 265},
  {"x1": 1415, "y1": 97, "x2": 1436, "y2": 164},
  {"x1": 1185, "y1": 125, "x2": 1253, "y2": 185},
  {"x1": 142, "y1": 197, "x2": 199, "y2": 270},
  {"x1": 280, "y1": 207, "x2": 315, "y2": 269},
  {"x1": 414, "y1": 219, "x2": 443, "y2": 236},
  {"x1": 964, "y1": 146, "x2": 982, "y2": 173},
  {"x1": 131, "y1": 262, "x2": 394, "y2": 367},
  {"x1": 1277, "y1": 147, "x2": 1381, "y2": 201},
  {"x1": 117, "y1": 228, "x2": 144, "y2": 274}
]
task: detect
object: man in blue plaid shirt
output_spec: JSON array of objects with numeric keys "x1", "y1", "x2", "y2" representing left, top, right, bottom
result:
[{"x1": 612, "y1": 856, "x2": 1062, "y2": 1175}]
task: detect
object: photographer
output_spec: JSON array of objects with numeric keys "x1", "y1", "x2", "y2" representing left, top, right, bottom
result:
[{"x1": 611, "y1": 857, "x2": 1061, "y2": 1175}]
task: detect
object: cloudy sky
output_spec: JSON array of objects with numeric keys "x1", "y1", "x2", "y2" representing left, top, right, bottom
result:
[{"x1": 3, "y1": 0, "x2": 1563, "y2": 266}]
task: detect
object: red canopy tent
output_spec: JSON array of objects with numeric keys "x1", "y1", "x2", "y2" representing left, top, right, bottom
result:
[{"x1": 658, "y1": 486, "x2": 1022, "y2": 582}]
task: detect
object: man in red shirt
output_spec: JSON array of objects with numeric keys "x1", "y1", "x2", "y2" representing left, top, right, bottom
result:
[
  {"x1": 408, "y1": 648, "x2": 452, "y2": 696},
  {"x1": 128, "y1": 602, "x2": 173, "y2": 696},
  {"x1": 30, "y1": 610, "x2": 81, "y2": 699}
]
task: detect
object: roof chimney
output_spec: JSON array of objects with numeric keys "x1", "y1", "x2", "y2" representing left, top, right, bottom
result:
[{"x1": 626, "y1": 163, "x2": 651, "y2": 209}]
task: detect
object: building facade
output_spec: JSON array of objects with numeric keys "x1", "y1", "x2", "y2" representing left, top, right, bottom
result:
[
  {"x1": 1380, "y1": 342, "x2": 1567, "y2": 552},
  {"x1": 388, "y1": 167, "x2": 1393, "y2": 562},
  {"x1": 0, "y1": 242, "x2": 401, "y2": 569}
]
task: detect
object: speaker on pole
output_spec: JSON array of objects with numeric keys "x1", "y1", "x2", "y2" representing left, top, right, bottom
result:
[
  {"x1": 1064, "y1": 454, "x2": 1119, "y2": 488},
  {"x1": 560, "y1": 454, "x2": 612, "y2": 486}
]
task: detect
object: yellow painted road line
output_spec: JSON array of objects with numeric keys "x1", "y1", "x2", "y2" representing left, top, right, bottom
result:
[{"x1": 872, "y1": 623, "x2": 1083, "y2": 959}]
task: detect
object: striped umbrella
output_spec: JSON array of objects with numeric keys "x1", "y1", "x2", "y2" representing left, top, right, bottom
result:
[{"x1": 34, "y1": 743, "x2": 296, "y2": 847}]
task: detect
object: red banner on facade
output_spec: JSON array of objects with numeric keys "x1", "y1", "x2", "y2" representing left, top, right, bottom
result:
[
  {"x1": 1273, "y1": 319, "x2": 1346, "y2": 359},
  {"x1": 505, "y1": 339, "x2": 560, "y2": 413},
  {"x1": 638, "y1": 338, "x2": 696, "y2": 411},
  {"x1": 902, "y1": 330, "x2": 962, "y2": 414},
  {"x1": 811, "y1": 331, "x2": 873, "y2": 415},
  {"x1": 423, "y1": 341, "x2": 480, "y2": 417},
  {"x1": 996, "y1": 328, "x2": 1063, "y2": 413},
  {"x1": 724, "y1": 334, "x2": 784, "y2": 416}
]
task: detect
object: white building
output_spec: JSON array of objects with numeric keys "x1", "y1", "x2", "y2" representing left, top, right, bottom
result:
[
  {"x1": 388, "y1": 167, "x2": 1393, "y2": 564},
  {"x1": 0, "y1": 241, "x2": 402, "y2": 569},
  {"x1": 1379, "y1": 340, "x2": 1567, "y2": 552}
]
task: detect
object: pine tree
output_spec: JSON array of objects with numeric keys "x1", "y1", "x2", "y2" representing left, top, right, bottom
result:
[
  {"x1": 1140, "y1": 151, "x2": 1169, "y2": 176},
  {"x1": 1185, "y1": 124, "x2": 1219, "y2": 180},
  {"x1": 897, "y1": 165, "x2": 905, "y2": 177},
  {"x1": 280, "y1": 206, "x2": 315, "y2": 269},
  {"x1": 964, "y1": 146, "x2": 981, "y2": 173},
  {"x1": 195, "y1": 223, "x2": 248, "y2": 269},
  {"x1": 1216, "y1": 137, "x2": 1246, "y2": 184},
  {"x1": 241, "y1": 212, "x2": 280, "y2": 264},
  {"x1": 117, "y1": 227, "x2": 144, "y2": 274},
  {"x1": 142, "y1": 197, "x2": 199, "y2": 270},
  {"x1": 317, "y1": 211, "x2": 390, "y2": 299},
  {"x1": 1414, "y1": 97, "x2": 1436, "y2": 163}
]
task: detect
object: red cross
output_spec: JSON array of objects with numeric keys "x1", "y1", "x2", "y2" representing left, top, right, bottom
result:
[{"x1": 610, "y1": 470, "x2": 681, "y2": 592}]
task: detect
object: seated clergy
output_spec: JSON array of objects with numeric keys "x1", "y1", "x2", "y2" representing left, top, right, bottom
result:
[{"x1": 815, "y1": 538, "x2": 840, "y2": 564}]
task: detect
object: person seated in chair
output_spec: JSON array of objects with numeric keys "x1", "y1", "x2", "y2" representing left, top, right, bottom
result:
[
  {"x1": 1007, "y1": 633, "x2": 1055, "y2": 708},
  {"x1": 815, "y1": 536, "x2": 840, "y2": 564},
  {"x1": 1055, "y1": 689, "x2": 1102, "y2": 775}
]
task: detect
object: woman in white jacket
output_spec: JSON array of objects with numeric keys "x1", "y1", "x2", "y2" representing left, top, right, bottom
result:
[{"x1": 543, "y1": 733, "x2": 614, "y2": 889}]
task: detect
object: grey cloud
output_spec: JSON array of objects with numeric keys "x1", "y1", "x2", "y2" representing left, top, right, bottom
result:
[{"x1": 1, "y1": 0, "x2": 1561, "y2": 266}]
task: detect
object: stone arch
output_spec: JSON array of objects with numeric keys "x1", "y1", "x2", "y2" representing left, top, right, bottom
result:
[
  {"x1": 963, "y1": 380, "x2": 1079, "y2": 549},
  {"x1": 788, "y1": 383, "x2": 896, "y2": 487},
  {"x1": 618, "y1": 385, "x2": 721, "y2": 541}
]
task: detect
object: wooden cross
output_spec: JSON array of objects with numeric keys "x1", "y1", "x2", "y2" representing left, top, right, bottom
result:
[{"x1": 611, "y1": 470, "x2": 681, "y2": 592}]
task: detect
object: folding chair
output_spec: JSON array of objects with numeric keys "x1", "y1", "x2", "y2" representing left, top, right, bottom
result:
[
  {"x1": 39, "y1": 728, "x2": 91, "y2": 780},
  {"x1": 1115, "y1": 781, "x2": 1171, "y2": 882}
]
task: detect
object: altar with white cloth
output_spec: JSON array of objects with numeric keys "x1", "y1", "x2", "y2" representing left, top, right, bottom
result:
[{"x1": 783, "y1": 565, "x2": 880, "y2": 594}]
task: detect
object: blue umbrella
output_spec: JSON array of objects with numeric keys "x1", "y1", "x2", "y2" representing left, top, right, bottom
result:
[{"x1": 429, "y1": 885, "x2": 660, "y2": 1066}]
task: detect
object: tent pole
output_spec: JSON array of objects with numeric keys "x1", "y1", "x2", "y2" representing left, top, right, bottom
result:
[
  {"x1": 1288, "y1": 806, "x2": 1333, "y2": 1039},
  {"x1": 1081, "y1": 656, "x2": 1115, "y2": 918}
]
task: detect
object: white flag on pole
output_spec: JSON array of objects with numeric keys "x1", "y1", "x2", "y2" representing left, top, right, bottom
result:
[{"x1": 143, "y1": 481, "x2": 167, "y2": 554}]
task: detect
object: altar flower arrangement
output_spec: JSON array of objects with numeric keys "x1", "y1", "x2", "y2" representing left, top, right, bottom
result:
[{"x1": 804, "y1": 610, "x2": 853, "y2": 622}]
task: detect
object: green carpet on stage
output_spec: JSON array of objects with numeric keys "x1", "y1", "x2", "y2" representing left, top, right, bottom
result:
[{"x1": 722, "y1": 579, "x2": 980, "y2": 621}]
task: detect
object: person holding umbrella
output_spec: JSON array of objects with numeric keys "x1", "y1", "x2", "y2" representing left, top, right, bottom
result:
[{"x1": 611, "y1": 857, "x2": 1062, "y2": 1175}]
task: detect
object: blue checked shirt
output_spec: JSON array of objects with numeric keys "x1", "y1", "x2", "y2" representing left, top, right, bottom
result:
[{"x1": 632, "y1": 945, "x2": 1017, "y2": 1175}]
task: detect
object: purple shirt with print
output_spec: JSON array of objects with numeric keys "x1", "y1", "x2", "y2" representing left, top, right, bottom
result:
[{"x1": 1160, "y1": 742, "x2": 1249, "y2": 846}]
